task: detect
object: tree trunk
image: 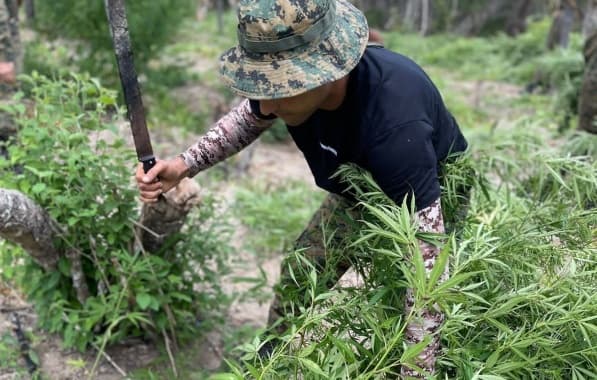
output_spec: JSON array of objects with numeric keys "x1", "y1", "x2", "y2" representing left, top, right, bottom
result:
[
  {"x1": 0, "y1": 189, "x2": 93, "y2": 304},
  {"x1": 383, "y1": 3, "x2": 400, "y2": 30},
  {"x1": 216, "y1": 0, "x2": 223, "y2": 33},
  {"x1": 578, "y1": 3, "x2": 597, "y2": 134},
  {"x1": 447, "y1": 0, "x2": 459, "y2": 31},
  {"x1": 583, "y1": 0, "x2": 597, "y2": 36},
  {"x1": 0, "y1": 189, "x2": 60, "y2": 271},
  {"x1": 450, "y1": 0, "x2": 510, "y2": 36},
  {"x1": 547, "y1": 0, "x2": 577, "y2": 49},
  {"x1": 137, "y1": 178, "x2": 201, "y2": 254},
  {"x1": 420, "y1": 0, "x2": 430, "y2": 36},
  {"x1": 1, "y1": 179, "x2": 202, "y2": 303},
  {"x1": 506, "y1": 0, "x2": 533, "y2": 36},
  {"x1": 403, "y1": 0, "x2": 420, "y2": 32},
  {"x1": 24, "y1": 0, "x2": 35, "y2": 24},
  {"x1": 65, "y1": 248, "x2": 90, "y2": 304}
]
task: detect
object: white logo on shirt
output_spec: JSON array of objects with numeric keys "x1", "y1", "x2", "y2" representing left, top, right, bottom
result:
[{"x1": 319, "y1": 142, "x2": 338, "y2": 156}]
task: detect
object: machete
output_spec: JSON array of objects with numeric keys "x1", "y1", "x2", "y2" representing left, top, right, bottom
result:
[{"x1": 104, "y1": 0, "x2": 156, "y2": 174}]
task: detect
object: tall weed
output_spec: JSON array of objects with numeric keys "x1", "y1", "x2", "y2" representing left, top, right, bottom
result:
[
  {"x1": 212, "y1": 122, "x2": 596, "y2": 379},
  {"x1": 233, "y1": 181, "x2": 325, "y2": 257}
]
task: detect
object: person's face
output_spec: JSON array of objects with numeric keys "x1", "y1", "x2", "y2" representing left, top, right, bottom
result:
[{"x1": 258, "y1": 83, "x2": 333, "y2": 126}]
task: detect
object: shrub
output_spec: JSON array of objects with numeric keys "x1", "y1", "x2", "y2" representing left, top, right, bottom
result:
[
  {"x1": 33, "y1": 0, "x2": 197, "y2": 83},
  {"x1": 0, "y1": 73, "x2": 231, "y2": 352}
]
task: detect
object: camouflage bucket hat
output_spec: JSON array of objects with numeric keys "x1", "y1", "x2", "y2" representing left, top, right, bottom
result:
[{"x1": 219, "y1": 0, "x2": 369, "y2": 100}]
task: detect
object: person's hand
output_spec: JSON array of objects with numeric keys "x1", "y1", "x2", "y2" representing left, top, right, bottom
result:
[
  {"x1": 136, "y1": 156, "x2": 190, "y2": 203},
  {"x1": 0, "y1": 62, "x2": 16, "y2": 85}
]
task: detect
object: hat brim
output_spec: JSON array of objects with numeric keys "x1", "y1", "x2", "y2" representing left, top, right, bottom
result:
[{"x1": 219, "y1": 0, "x2": 369, "y2": 100}]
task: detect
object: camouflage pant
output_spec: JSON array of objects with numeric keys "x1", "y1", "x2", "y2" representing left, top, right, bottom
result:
[
  {"x1": 266, "y1": 193, "x2": 449, "y2": 378},
  {"x1": 266, "y1": 156, "x2": 473, "y2": 377},
  {"x1": 267, "y1": 193, "x2": 360, "y2": 333},
  {"x1": 266, "y1": 183, "x2": 469, "y2": 316}
]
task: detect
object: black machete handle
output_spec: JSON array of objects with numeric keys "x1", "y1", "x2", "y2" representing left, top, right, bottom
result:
[{"x1": 141, "y1": 156, "x2": 156, "y2": 174}]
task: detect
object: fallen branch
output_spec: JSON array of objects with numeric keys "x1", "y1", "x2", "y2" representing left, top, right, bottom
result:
[
  {"x1": 91, "y1": 342, "x2": 128, "y2": 378},
  {"x1": 0, "y1": 188, "x2": 60, "y2": 271},
  {"x1": 162, "y1": 329, "x2": 178, "y2": 379},
  {"x1": 0, "y1": 188, "x2": 93, "y2": 304}
]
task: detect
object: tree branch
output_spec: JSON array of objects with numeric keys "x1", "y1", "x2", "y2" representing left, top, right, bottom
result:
[
  {"x1": 0, "y1": 188, "x2": 60, "y2": 271},
  {"x1": 0, "y1": 188, "x2": 91, "y2": 304}
]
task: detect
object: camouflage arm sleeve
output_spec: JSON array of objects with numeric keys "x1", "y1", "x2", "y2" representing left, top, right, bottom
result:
[
  {"x1": 401, "y1": 197, "x2": 448, "y2": 378},
  {"x1": 180, "y1": 99, "x2": 276, "y2": 177}
]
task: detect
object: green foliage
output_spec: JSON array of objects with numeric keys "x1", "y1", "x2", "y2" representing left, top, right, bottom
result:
[
  {"x1": 7, "y1": 7, "x2": 596, "y2": 378},
  {"x1": 211, "y1": 121, "x2": 596, "y2": 379},
  {"x1": 33, "y1": 0, "x2": 197, "y2": 84},
  {"x1": 23, "y1": 40, "x2": 74, "y2": 80},
  {"x1": 153, "y1": 10, "x2": 252, "y2": 134},
  {"x1": 143, "y1": 66, "x2": 211, "y2": 131},
  {"x1": 387, "y1": 19, "x2": 585, "y2": 128},
  {"x1": 164, "y1": 10, "x2": 237, "y2": 61},
  {"x1": 0, "y1": 332, "x2": 25, "y2": 377},
  {"x1": 389, "y1": 19, "x2": 583, "y2": 85},
  {"x1": 0, "y1": 74, "x2": 230, "y2": 352},
  {"x1": 23, "y1": 7, "x2": 240, "y2": 134},
  {"x1": 23, "y1": 17, "x2": 222, "y2": 133},
  {"x1": 234, "y1": 181, "x2": 325, "y2": 257}
]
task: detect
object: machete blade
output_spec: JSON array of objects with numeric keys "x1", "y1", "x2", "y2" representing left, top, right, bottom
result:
[{"x1": 104, "y1": 0, "x2": 156, "y2": 173}]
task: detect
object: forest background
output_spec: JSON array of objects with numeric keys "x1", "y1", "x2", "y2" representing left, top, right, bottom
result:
[{"x1": 0, "y1": 0, "x2": 595, "y2": 379}]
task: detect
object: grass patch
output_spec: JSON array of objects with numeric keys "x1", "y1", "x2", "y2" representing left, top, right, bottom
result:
[
  {"x1": 386, "y1": 19, "x2": 584, "y2": 85},
  {"x1": 0, "y1": 332, "x2": 25, "y2": 376},
  {"x1": 386, "y1": 19, "x2": 584, "y2": 130},
  {"x1": 233, "y1": 180, "x2": 326, "y2": 258}
]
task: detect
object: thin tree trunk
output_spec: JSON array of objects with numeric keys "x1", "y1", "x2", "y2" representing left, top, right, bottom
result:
[
  {"x1": 547, "y1": 0, "x2": 577, "y2": 49},
  {"x1": 403, "y1": 0, "x2": 420, "y2": 32},
  {"x1": 420, "y1": 0, "x2": 430, "y2": 36},
  {"x1": 137, "y1": 178, "x2": 201, "y2": 254},
  {"x1": 583, "y1": 0, "x2": 597, "y2": 36},
  {"x1": 506, "y1": 0, "x2": 532, "y2": 36},
  {"x1": 65, "y1": 249, "x2": 90, "y2": 304},
  {"x1": 24, "y1": 0, "x2": 35, "y2": 24},
  {"x1": 384, "y1": 4, "x2": 400, "y2": 30},
  {"x1": 448, "y1": 0, "x2": 459, "y2": 31},
  {"x1": 0, "y1": 189, "x2": 60, "y2": 271},
  {"x1": 578, "y1": 2, "x2": 597, "y2": 134},
  {"x1": 216, "y1": 0, "x2": 223, "y2": 34},
  {"x1": 196, "y1": 0, "x2": 209, "y2": 21}
]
